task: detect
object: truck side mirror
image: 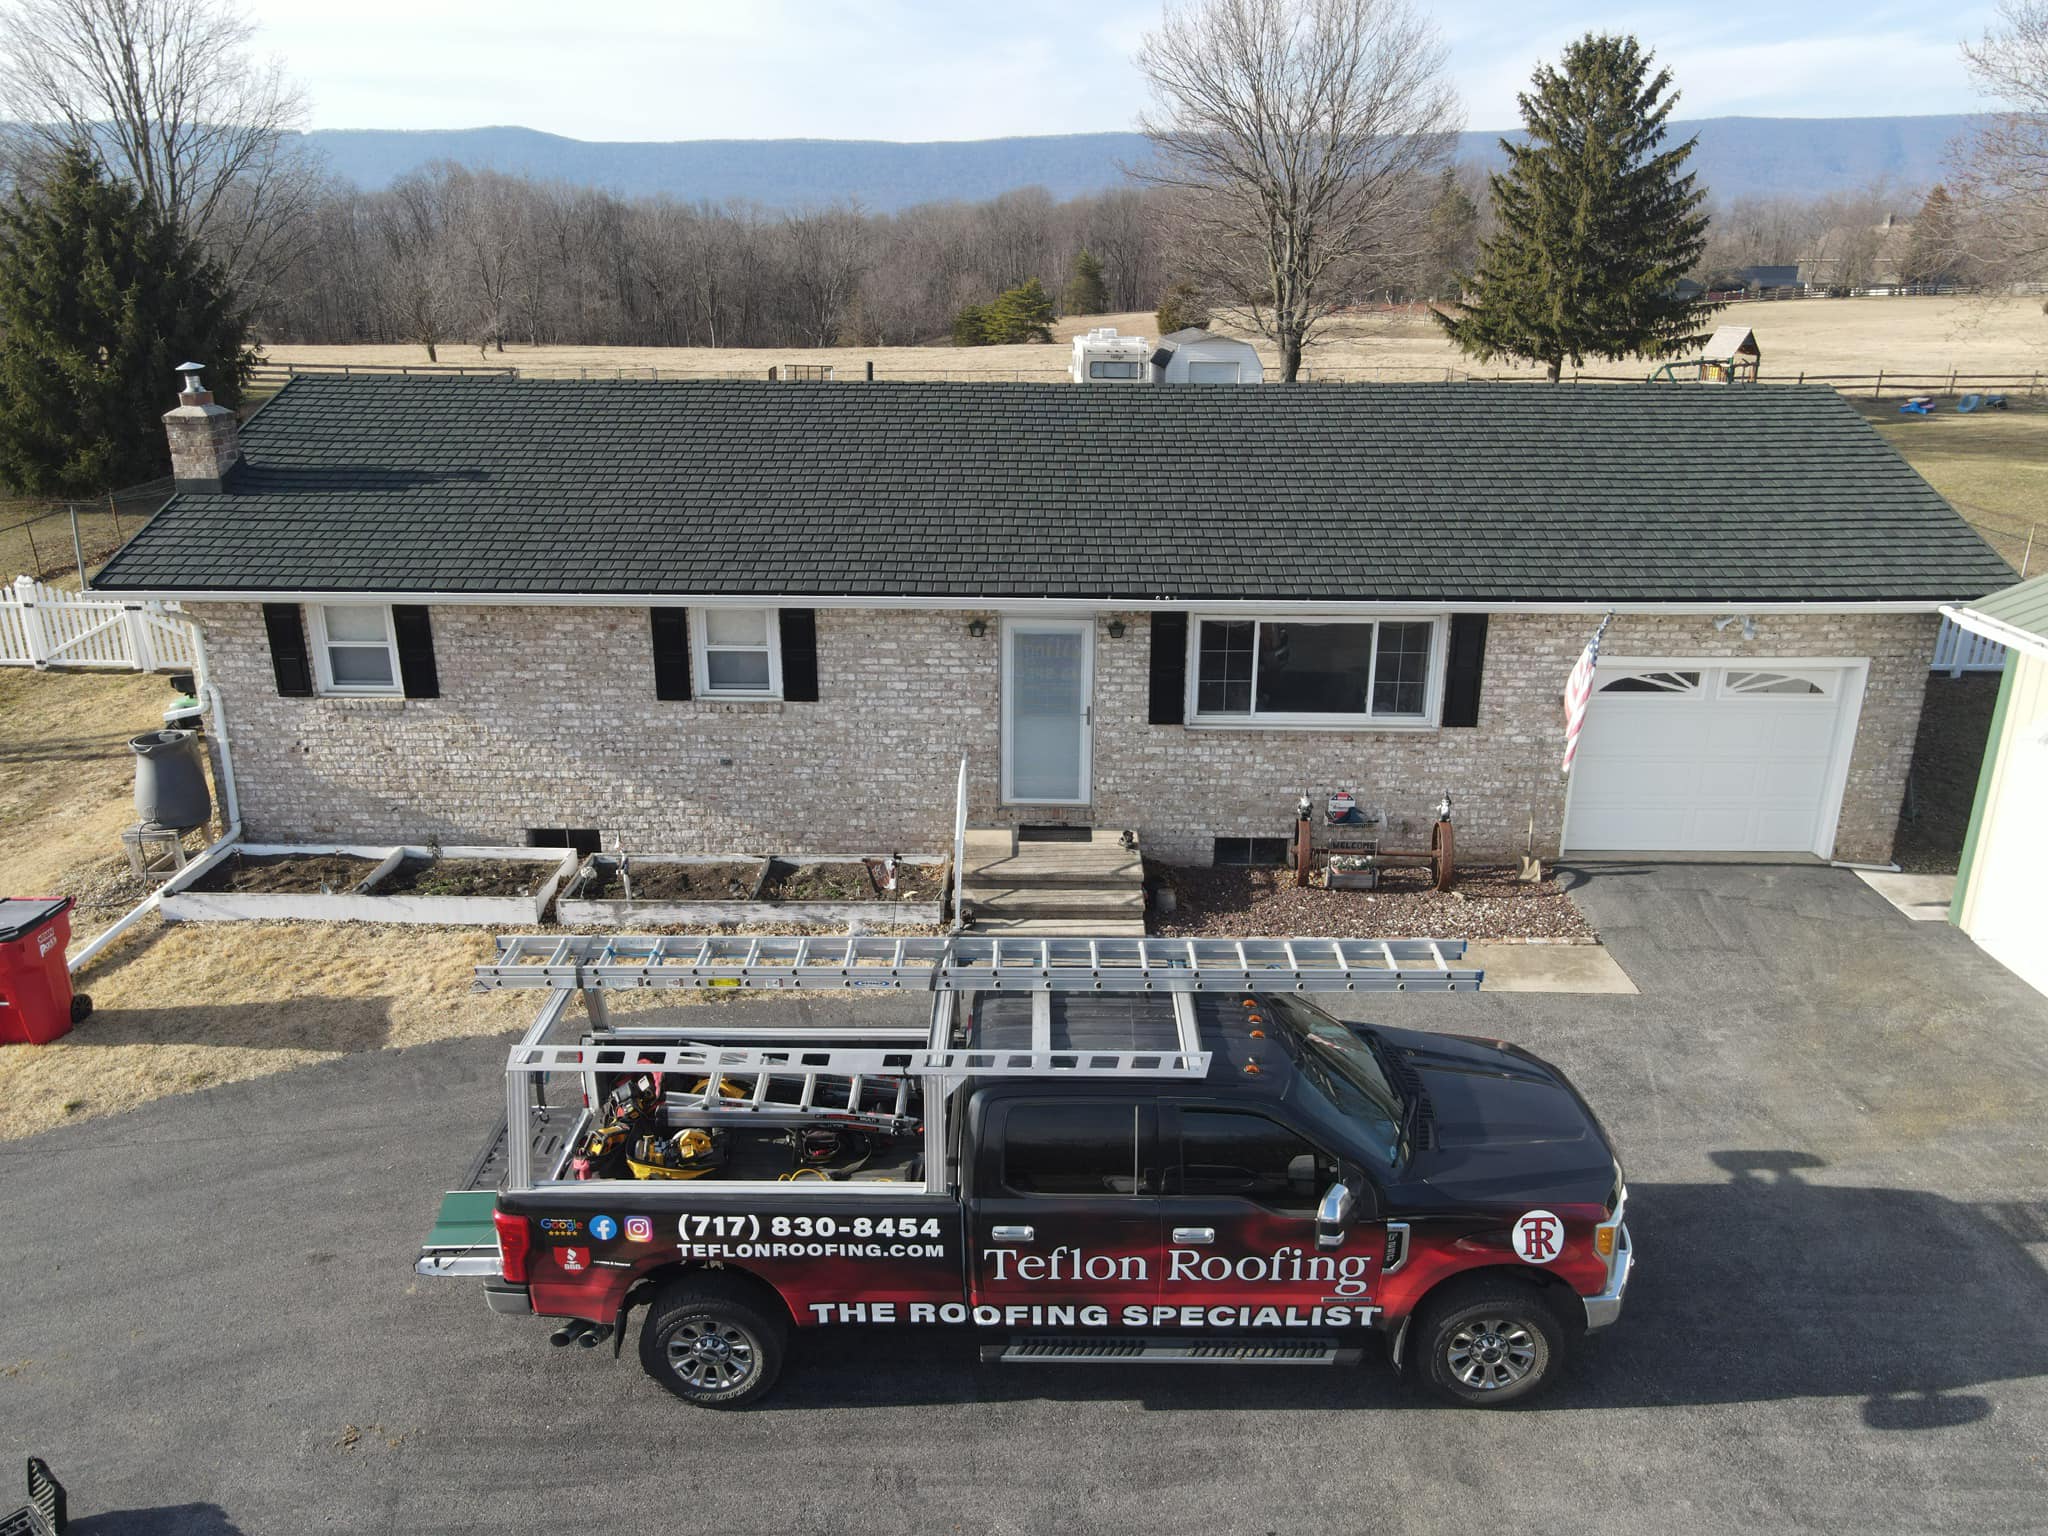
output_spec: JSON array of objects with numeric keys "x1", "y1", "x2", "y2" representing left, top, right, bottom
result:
[{"x1": 1315, "y1": 1181, "x2": 1355, "y2": 1251}]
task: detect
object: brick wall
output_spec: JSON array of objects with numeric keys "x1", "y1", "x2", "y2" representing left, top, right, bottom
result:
[{"x1": 190, "y1": 603, "x2": 1934, "y2": 865}]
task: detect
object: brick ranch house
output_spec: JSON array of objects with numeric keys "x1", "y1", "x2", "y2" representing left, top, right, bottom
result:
[{"x1": 92, "y1": 372, "x2": 2011, "y2": 868}]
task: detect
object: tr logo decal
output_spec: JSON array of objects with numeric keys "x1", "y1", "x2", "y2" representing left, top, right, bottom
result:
[{"x1": 1511, "y1": 1210, "x2": 1562, "y2": 1264}]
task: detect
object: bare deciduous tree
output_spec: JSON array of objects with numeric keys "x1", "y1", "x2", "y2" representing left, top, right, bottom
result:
[
  {"x1": 1134, "y1": 0, "x2": 1459, "y2": 380},
  {"x1": 0, "y1": 0, "x2": 317, "y2": 290},
  {"x1": 1958, "y1": 1, "x2": 2048, "y2": 288}
]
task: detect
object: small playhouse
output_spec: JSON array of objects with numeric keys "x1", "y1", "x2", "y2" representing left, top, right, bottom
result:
[
  {"x1": 1697, "y1": 326, "x2": 1761, "y2": 384},
  {"x1": 1651, "y1": 325, "x2": 1761, "y2": 385}
]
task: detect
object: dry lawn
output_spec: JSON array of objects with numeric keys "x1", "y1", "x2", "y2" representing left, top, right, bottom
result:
[
  {"x1": 0, "y1": 920, "x2": 531, "y2": 1141},
  {"x1": 0, "y1": 669, "x2": 534, "y2": 1142},
  {"x1": 1864, "y1": 402, "x2": 2046, "y2": 573},
  {"x1": 266, "y1": 295, "x2": 2048, "y2": 384}
]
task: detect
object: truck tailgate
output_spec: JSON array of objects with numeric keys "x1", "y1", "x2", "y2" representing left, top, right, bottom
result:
[{"x1": 415, "y1": 1111, "x2": 513, "y2": 1278}]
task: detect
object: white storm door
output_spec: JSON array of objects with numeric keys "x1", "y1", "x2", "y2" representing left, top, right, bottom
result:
[{"x1": 1002, "y1": 619, "x2": 1093, "y2": 805}]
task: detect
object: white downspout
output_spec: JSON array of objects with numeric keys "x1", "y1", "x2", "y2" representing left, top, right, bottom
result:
[{"x1": 69, "y1": 617, "x2": 241, "y2": 976}]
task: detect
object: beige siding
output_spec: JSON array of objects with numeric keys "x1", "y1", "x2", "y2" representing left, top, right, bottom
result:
[
  {"x1": 1958, "y1": 651, "x2": 2048, "y2": 995},
  {"x1": 188, "y1": 604, "x2": 1934, "y2": 867}
]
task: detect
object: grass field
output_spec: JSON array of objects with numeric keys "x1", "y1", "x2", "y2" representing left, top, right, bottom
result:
[
  {"x1": 262, "y1": 294, "x2": 2048, "y2": 385},
  {"x1": 1864, "y1": 403, "x2": 2044, "y2": 574}
]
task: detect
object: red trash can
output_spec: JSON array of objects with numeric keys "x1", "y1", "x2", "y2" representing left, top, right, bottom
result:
[{"x1": 0, "y1": 897, "x2": 90, "y2": 1046}]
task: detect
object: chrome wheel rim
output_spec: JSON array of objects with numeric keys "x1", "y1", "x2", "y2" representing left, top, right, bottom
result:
[
  {"x1": 666, "y1": 1317, "x2": 759, "y2": 1393},
  {"x1": 1445, "y1": 1316, "x2": 1538, "y2": 1391}
]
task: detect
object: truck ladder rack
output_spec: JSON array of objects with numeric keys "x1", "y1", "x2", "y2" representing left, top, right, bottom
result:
[
  {"x1": 508, "y1": 1039, "x2": 1212, "y2": 1081},
  {"x1": 478, "y1": 934, "x2": 1480, "y2": 995}
]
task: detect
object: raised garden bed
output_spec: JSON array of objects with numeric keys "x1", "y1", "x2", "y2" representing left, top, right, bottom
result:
[
  {"x1": 188, "y1": 850, "x2": 383, "y2": 896},
  {"x1": 159, "y1": 843, "x2": 577, "y2": 925},
  {"x1": 1147, "y1": 862, "x2": 1597, "y2": 943},
  {"x1": 557, "y1": 855, "x2": 771, "y2": 926},
  {"x1": 558, "y1": 853, "x2": 946, "y2": 928}
]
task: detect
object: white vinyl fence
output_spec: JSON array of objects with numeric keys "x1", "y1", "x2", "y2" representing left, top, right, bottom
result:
[
  {"x1": 1932, "y1": 615, "x2": 2007, "y2": 677},
  {"x1": 0, "y1": 575, "x2": 196, "y2": 672}
]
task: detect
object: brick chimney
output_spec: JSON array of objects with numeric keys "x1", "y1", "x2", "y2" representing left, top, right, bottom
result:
[{"x1": 162, "y1": 362, "x2": 240, "y2": 493}]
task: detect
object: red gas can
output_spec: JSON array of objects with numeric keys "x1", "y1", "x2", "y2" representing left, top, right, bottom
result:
[{"x1": 0, "y1": 897, "x2": 90, "y2": 1045}]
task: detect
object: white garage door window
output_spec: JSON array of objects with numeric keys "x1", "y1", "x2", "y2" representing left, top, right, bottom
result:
[{"x1": 1563, "y1": 661, "x2": 1864, "y2": 854}]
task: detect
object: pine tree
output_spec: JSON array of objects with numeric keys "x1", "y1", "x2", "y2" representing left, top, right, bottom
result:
[
  {"x1": 951, "y1": 302, "x2": 993, "y2": 347},
  {"x1": 986, "y1": 278, "x2": 1055, "y2": 343},
  {"x1": 0, "y1": 143, "x2": 254, "y2": 496},
  {"x1": 1904, "y1": 185, "x2": 1959, "y2": 289},
  {"x1": 1155, "y1": 280, "x2": 1210, "y2": 335},
  {"x1": 1438, "y1": 34, "x2": 1717, "y2": 382},
  {"x1": 1063, "y1": 249, "x2": 1109, "y2": 315},
  {"x1": 1420, "y1": 168, "x2": 1480, "y2": 301}
]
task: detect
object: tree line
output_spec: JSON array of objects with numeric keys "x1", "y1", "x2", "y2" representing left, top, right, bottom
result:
[{"x1": 258, "y1": 172, "x2": 1172, "y2": 357}]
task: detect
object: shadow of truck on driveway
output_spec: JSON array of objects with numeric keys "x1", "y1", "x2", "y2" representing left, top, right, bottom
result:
[{"x1": 756, "y1": 1150, "x2": 2048, "y2": 1425}]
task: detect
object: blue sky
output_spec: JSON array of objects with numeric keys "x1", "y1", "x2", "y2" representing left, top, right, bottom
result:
[{"x1": 245, "y1": 0, "x2": 2006, "y2": 140}]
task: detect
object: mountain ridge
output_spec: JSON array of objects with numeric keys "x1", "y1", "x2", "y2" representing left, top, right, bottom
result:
[{"x1": 299, "y1": 114, "x2": 1984, "y2": 210}]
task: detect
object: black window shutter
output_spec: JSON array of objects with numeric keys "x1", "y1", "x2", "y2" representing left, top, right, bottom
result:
[
  {"x1": 779, "y1": 608, "x2": 819, "y2": 701},
  {"x1": 1442, "y1": 614, "x2": 1488, "y2": 728},
  {"x1": 650, "y1": 607, "x2": 691, "y2": 700},
  {"x1": 392, "y1": 605, "x2": 439, "y2": 699},
  {"x1": 262, "y1": 603, "x2": 313, "y2": 697},
  {"x1": 1148, "y1": 611, "x2": 1189, "y2": 725}
]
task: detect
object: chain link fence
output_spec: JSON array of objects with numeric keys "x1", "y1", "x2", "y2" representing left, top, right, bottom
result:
[{"x1": 0, "y1": 477, "x2": 173, "y2": 587}]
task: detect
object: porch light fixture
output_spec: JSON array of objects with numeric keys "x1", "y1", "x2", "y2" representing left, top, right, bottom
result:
[
  {"x1": 967, "y1": 619, "x2": 987, "y2": 638},
  {"x1": 1107, "y1": 619, "x2": 1126, "y2": 639}
]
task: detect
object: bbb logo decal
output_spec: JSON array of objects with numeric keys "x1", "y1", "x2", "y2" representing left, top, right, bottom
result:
[
  {"x1": 1511, "y1": 1210, "x2": 1563, "y2": 1264},
  {"x1": 560, "y1": 1247, "x2": 588, "y2": 1272},
  {"x1": 624, "y1": 1216, "x2": 653, "y2": 1243},
  {"x1": 589, "y1": 1215, "x2": 619, "y2": 1242}
]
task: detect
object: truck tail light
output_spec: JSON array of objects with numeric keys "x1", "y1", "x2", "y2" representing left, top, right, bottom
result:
[{"x1": 494, "y1": 1210, "x2": 532, "y2": 1284}]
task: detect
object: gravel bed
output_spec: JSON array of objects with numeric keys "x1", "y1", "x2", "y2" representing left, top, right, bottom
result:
[{"x1": 1148, "y1": 862, "x2": 1598, "y2": 942}]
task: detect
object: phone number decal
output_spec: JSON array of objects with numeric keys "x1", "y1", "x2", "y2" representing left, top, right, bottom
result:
[{"x1": 680, "y1": 1213, "x2": 945, "y2": 1242}]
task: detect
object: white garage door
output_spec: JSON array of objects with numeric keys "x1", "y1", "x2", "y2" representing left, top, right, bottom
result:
[{"x1": 1563, "y1": 662, "x2": 1860, "y2": 854}]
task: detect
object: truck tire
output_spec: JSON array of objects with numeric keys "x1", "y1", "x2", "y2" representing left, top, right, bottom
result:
[
  {"x1": 638, "y1": 1276, "x2": 788, "y2": 1408},
  {"x1": 1413, "y1": 1275, "x2": 1567, "y2": 1407}
]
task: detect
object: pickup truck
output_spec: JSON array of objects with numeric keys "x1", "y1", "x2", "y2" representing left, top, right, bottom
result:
[{"x1": 419, "y1": 934, "x2": 1632, "y2": 1408}]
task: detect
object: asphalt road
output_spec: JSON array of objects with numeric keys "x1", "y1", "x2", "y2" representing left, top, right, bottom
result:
[{"x1": 4, "y1": 862, "x2": 2046, "y2": 1535}]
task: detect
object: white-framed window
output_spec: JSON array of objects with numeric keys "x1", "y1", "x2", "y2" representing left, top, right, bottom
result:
[
  {"x1": 1186, "y1": 360, "x2": 1240, "y2": 383},
  {"x1": 1089, "y1": 359, "x2": 1142, "y2": 380},
  {"x1": 693, "y1": 607, "x2": 782, "y2": 698},
  {"x1": 1187, "y1": 617, "x2": 1443, "y2": 726},
  {"x1": 1721, "y1": 668, "x2": 1835, "y2": 698},
  {"x1": 309, "y1": 604, "x2": 401, "y2": 695}
]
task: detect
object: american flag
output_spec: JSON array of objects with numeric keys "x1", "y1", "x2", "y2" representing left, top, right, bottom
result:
[{"x1": 1561, "y1": 613, "x2": 1614, "y2": 775}]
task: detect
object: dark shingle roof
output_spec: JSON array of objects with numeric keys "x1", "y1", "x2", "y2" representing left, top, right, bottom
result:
[{"x1": 92, "y1": 377, "x2": 2014, "y2": 603}]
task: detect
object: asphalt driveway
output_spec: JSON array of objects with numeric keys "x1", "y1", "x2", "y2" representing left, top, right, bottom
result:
[{"x1": 3, "y1": 862, "x2": 2046, "y2": 1535}]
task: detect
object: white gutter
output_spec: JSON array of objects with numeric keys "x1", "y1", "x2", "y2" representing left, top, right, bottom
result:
[
  {"x1": 103, "y1": 590, "x2": 1956, "y2": 617},
  {"x1": 70, "y1": 622, "x2": 243, "y2": 976},
  {"x1": 1939, "y1": 604, "x2": 2048, "y2": 664}
]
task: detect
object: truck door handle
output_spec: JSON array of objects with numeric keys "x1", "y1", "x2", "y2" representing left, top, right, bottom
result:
[
  {"x1": 1172, "y1": 1227, "x2": 1216, "y2": 1245},
  {"x1": 991, "y1": 1225, "x2": 1035, "y2": 1243}
]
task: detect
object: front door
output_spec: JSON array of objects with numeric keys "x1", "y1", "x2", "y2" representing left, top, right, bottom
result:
[
  {"x1": 1002, "y1": 619, "x2": 1092, "y2": 806},
  {"x1": 972, "y1": 1098, "x2": 1160, "y2": 1316}
]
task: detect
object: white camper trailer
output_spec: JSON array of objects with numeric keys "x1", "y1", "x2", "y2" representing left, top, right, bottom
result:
[
  {"x1": 1070, "y1": 327, "x2": 1150, "y2": 384},
  {"x1": 1150, "y1": 328, "x2": 1264, "y2": 384}
]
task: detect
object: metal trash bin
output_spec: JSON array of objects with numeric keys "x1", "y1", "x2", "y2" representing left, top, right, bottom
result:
[{"x1": 0, "y1": 898, "x2": 90, "y2": 1046}]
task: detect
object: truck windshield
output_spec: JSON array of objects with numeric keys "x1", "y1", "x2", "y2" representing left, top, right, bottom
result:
[{"x1": 1262, "y1": 997, "x2": 1405, "y2": 1164}]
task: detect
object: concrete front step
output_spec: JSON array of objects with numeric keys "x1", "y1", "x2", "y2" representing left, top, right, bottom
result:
[
  {"x1": 966, "y1": 889, "x2": 1146, "y2": 921},
  {"x1": 962, "y1": 830, "x2": 1143, "y2": 889},
  {"x1": 967, "y1": 916, "x2": 1150, "y2": 937}
]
